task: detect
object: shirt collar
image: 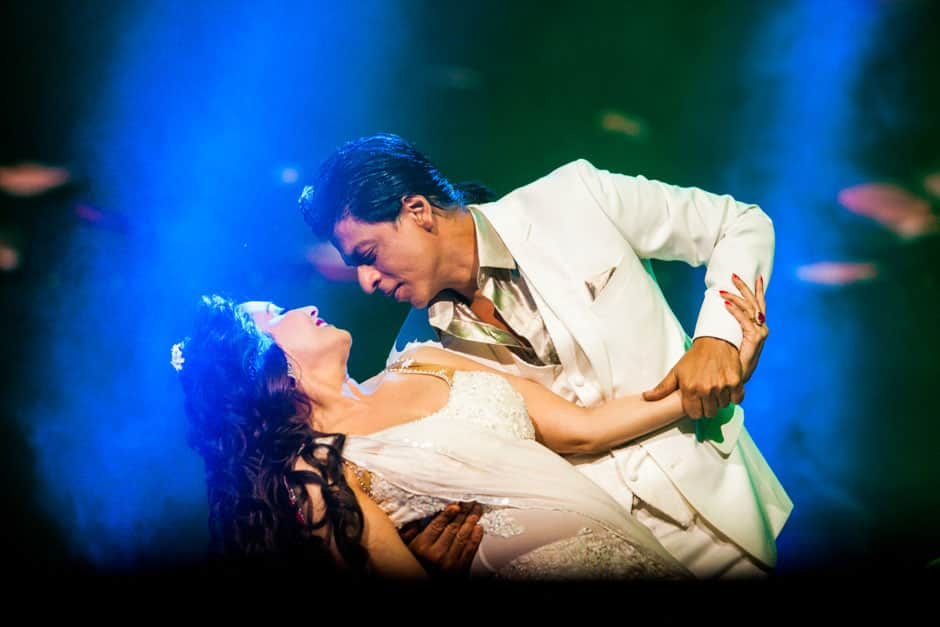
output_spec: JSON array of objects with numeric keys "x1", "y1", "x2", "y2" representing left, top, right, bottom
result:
[
  {"x1": 426, "y1": 207, "x2": 517, "y2": 338},
  {"x1": 469, "y1": 206, "x2": 516, "y2": 273}
]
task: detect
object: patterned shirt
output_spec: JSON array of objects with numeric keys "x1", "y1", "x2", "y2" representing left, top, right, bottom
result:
[{"x1": 426, "y1": 207, "x2": 560, "y2": 367}]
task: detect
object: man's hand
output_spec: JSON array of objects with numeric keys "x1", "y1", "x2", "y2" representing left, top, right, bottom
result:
[
  {"x1": 399, "y1": 502, "x2": 484, "y2": 578},
  {"x1": 643, "y1": 336, "x2": 744, "y2": 419}
]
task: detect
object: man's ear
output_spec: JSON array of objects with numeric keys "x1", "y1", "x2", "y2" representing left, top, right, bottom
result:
[{"x1": 401, "y1": 194, "x2": 435, "y2": 231}]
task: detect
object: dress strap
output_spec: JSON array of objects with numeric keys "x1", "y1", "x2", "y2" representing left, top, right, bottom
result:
[
  {"x1": 386, "y1": 357, "x2": 455, "y2": 386},
  {"x1": 343, "y1": 460, "x2": 374, "y2": 497}
]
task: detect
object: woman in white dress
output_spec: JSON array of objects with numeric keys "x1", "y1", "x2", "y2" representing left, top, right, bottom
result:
[{"x1": 175, "y1": 277, "x2": 767, "y2": 579}]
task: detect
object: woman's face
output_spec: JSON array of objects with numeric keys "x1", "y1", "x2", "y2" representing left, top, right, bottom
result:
[{"x1": 238, "y1": 301, "x2": 352, "y2": 384}]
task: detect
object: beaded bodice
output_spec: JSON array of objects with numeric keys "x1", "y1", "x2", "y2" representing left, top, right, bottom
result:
[
  {"x1": 354, "y1": 361, "x2": 534, "y2": 536},
  {"x1": 345, "y1": 360, "x2": 689, "y2": 579},
  {"x1": 384, "y1": 359, "x2": 536, "y2": 442}
]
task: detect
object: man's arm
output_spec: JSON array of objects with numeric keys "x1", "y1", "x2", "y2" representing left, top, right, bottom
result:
[
  {"x1": 572, "y1": 159, "x2": 774, "y2": 417},
  {"x1": 573, "y1": 158, "x2": 774, "y2": 348}
]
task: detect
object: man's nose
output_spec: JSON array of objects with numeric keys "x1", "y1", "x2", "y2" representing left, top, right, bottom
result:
[{"x1": 357, "y1": 265, "x2": 382, "y2": 295}]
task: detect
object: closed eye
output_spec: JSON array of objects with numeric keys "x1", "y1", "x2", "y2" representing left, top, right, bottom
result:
[
  {"x1": 353, "y1": 248, "x2": 377, "y2": 266},
  {"x1": 266, "y1": 303, "x2": 287, "y2": 320}
]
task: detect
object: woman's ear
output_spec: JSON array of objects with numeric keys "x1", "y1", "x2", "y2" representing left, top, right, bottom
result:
[{"x1": 286, "y1": 359, "x2": 298, "y2": 387}]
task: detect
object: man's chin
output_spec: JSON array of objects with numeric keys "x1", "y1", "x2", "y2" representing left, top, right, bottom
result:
[{"x1": 407, "y1": 292, "x2": 431, "y2": 309}]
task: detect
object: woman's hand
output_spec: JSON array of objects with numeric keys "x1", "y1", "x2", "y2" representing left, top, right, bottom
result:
[{"x1": 721, "y1": 274, "x2": 769, "y2": 384}]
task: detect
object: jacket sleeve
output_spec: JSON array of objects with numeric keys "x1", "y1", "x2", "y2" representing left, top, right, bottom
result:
[{"x1": 570, "y1": 158, "x2": 774, "y2": 349}]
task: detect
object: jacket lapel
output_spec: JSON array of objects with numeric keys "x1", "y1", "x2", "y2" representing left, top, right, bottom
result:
[{"x1": 480, "y1": 206, "x2": 614, "y2": 394}]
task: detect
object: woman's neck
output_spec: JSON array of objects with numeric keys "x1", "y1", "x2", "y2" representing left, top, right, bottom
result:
[{"x1": 306, "y1": 375, "x2": 378, "y2": 433}]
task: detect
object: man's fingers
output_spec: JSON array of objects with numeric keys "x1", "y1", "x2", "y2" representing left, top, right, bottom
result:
[
  {"x1": 444, "y1": 507, "x2": 481, "y2": 561},
  {"x1": 682, "y1": 394, "x2": 705, "y2": 419},
  {"x1": 448, "y1": 503, "x2": 480, "y2": 542},
  {"x1": 718, "y1": 386, "x2": 732, "y2": 409},
  {"x1": 453, "y1": 505, "x2": 480, "y2": 544},
  {"x1": 643, "y1": 369, "x2": 678, "y2": 401},
  {"x1": 457, "y1": 524, "x2": 484, "y2": 570},
  {"x1": 431, "y1": 506, "x2": 469, "y2": 551},
  {"x1": 404, "y1": 503, "x2": 487, "y2": 578},
  {"x1": 702, "y1": 393, "x2": 719, "y2": 418},
  {"x1": 468, "y1": 502, "x2": 483, "y2": 521},
  {"x1": 428, "y1": 503, "x2": 481, "y2": 574},
  {"x1": 400, "y1": 525, "x2": 420, "y2": 545},
  {"x1": 421, "y1": 503, "x2": 460, "y2": 540},
  {"x1": 730, "y1": 385, "x2": 745, "y2": 405}
]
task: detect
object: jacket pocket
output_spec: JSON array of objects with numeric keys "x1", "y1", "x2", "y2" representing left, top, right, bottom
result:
[{"x1": 585, "y1": 265, "x2": 618, "y2": 301}]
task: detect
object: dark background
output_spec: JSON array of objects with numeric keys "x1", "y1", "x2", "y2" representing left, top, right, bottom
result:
[{"x1": 2, "y1": 0, "x2": 939, "y2": 578}]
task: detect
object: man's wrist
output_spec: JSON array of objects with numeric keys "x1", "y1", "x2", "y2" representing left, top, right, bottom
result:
[
  {"x1": 695, "y1": 291, "x2": 745, "y2": 349},
  {"x1": 692, "y1": 335, "x2": 739, "y2": 352}
]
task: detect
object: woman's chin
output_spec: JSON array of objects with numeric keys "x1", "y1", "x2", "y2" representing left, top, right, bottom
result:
[{"x1": 338, "y1": 332, "x2": 354, "y2": 364}]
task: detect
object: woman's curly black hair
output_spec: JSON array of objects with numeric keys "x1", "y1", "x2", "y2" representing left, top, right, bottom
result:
[{"x1": 177, "y1": 295, "x2": 368, "y2": 574}]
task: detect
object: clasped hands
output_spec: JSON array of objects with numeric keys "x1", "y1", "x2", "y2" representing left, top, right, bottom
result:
[
  {"x1": 643, "y1": 274, "x2": 769, "y2": 419},
  {"x1": 402, "y1": 275, "x2": 769, "y2": 573}
]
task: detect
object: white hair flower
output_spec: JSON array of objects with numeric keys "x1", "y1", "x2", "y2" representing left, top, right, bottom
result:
[{"x1": 170, "y1": 342, "x2": 186, "y2": 372}]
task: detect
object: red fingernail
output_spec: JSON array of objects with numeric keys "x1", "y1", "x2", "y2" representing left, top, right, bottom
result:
[
  {"x1": 724, "y1": 300, "x2": 732, "y2": 306},
  {"x1": 758, "y1": 311, "x2": 766, "y2": 323},
  {"x1": 719, "y1": 290, "x2": 729, "y2": 296},
  {"x1": 759, "y1": 275, "x2": 764, "y2": 285},
  {"x1": 732, "y1": 273, "x2": 741, "y2": 281}
]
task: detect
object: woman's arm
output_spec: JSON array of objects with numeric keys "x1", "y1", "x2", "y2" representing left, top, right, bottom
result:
[
  {"x1": 405, "y1": 347, "x2": 684, "y2": 454},
  {"x1": 405, "y1": 275, "x2": 768, "y2": 454},
  {"x1": 342, "y1": 464, "x2": 428, "y2": 579},
  {"x1": 529, "y1": 378, "x2": 684, "y2": 454},
  {"x1": 294, "y1": 457, "x2": 427, "y2": 578}
]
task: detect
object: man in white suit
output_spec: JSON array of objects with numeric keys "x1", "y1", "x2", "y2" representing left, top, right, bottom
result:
[{"x1": 300, "y1": 133, "x2": 792, "y2": 578}]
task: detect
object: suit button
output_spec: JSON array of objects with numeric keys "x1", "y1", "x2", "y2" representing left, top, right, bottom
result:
[
  {"x1": 628, "y1": 473, "x2": 639, "y2": 482},
  {"x1": 571, "y1": 374, "x2": 585, "y2": 387}
]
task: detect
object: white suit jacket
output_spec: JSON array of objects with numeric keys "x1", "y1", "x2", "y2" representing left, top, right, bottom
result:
[{"x1": 390, "y1": 159, "x2": 793, "y2": 567}]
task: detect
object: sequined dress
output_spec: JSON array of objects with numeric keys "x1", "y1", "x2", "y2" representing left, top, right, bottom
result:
[{"x1": 342, "y1": 362, "x2": 689, "y2": 580}]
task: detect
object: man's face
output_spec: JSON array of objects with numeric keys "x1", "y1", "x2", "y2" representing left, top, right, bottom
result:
[{"x1": 331, "y1": 200, "x2": 442, "y2": 308}]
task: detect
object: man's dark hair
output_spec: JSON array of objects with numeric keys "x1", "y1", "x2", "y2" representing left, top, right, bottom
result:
[{"x1": 300, "y1": 133, "x2": 495, "y2": 240}]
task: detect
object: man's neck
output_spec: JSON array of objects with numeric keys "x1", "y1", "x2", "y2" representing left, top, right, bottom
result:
[
  {"x1": 467, "y1": 291, "x2": 513, "y2": 334},
  {"x1": 437, "y1": 207, "x2": 480, "y2": 300}
]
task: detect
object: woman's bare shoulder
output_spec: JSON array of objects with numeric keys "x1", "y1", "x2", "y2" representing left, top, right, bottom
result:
[
  {"x1": 403, "y1": 345, "x2": 493, "y2": 371},
  {"x1": 354, "y1": 362, "x2": 452, "y2": 432}
]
